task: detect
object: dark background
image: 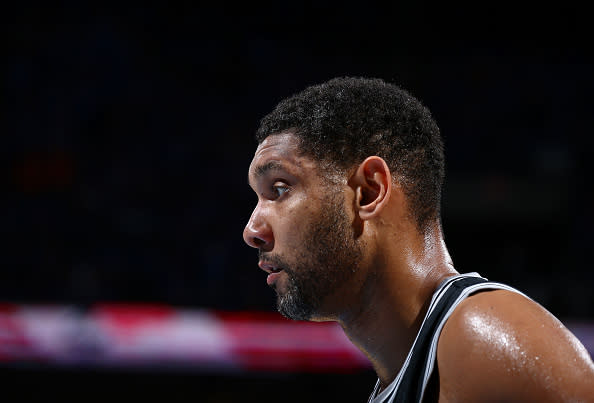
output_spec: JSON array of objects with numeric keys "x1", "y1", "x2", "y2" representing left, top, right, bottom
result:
[{"x1": 3, "y1": 2, "x2": 593, "y2": 401}]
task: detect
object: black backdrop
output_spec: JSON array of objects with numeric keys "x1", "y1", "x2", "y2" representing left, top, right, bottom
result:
[{"x1": 3, "y1": 2, "x2": 593, "y2": 401}]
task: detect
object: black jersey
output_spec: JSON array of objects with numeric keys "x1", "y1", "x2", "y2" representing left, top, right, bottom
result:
[{"x1": 367, "y1": 273, "x2": 529, "y2": 403}]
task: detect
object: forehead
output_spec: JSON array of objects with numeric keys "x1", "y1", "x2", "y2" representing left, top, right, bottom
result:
[
  {"x1": 248, "y1": 133, "x2": 314, "y2": 181},
  {"x1": 253, "y1": 132, "x2": 301, "y2": 164}
]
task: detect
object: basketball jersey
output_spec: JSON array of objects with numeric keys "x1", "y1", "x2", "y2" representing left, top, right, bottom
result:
[{"x1": 367, "y1": 272, "x2": 529, "y2": 403}]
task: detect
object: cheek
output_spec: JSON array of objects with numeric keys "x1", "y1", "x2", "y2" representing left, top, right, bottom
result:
[{"x1": 278, "y1": 199, "x2": 318, "y2": 248}]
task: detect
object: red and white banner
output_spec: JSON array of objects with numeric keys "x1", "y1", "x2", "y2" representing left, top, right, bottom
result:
[
  {"x1": 1, "y1": 303, "x2": 592, "y2": 373},
  {"x1": 0, "y1": 303, "x2": 370, "y2": 372}
]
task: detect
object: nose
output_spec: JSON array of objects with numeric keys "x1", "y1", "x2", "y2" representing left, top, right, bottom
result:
[{"x1": 243, "y1": 204, "x2": 274, "y2": 250}]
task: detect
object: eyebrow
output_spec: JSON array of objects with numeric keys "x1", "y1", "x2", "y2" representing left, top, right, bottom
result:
[
  {"x1": 248, "y1": 160, "x2": 287, "y2": 186},
  {"x1": 255, "y1": 160, "x2": 285, "y2": 178}
]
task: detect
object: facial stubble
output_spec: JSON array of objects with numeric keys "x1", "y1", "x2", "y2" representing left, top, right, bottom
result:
[{"x1": 266, "y1": 192, "x2": 362, "y2": 321}]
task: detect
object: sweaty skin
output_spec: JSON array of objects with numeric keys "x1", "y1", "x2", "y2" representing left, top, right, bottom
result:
[
  {"x1": 436, "y1": 290, "x2": 594, "y2": 402},
  {"x1": 244, "y1": 132, "x2": 594, "y2": 402}
]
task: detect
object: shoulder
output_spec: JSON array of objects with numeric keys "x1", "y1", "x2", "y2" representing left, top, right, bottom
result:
[{"x1": 435, "y1": 288, "x2": 594, "y2": 402}]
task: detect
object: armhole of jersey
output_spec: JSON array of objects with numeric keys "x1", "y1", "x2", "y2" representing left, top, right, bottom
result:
[
  {"x1": 418, "y1": 282, "x2": 531, "y2": 401},
  {"x1": 368, "y1": 273, "x2": 486, "y2": 403},
  {"x1": 367, "y1": 379, "x2": 381, "y2": 403}
]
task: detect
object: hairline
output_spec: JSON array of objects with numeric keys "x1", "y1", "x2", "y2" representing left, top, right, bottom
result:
[{"x1": 258, "y1": 130, "x2": 351, "y2": 187}]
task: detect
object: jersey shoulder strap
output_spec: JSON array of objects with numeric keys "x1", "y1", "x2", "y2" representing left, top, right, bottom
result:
[
  {"x1": 370, "y1": 273, "x2": 523, "y2": 403},
  {"x1": 394, "y1": 275, "x2": 489, "y2": 402}
]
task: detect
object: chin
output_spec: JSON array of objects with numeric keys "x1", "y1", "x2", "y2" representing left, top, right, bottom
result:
[{"x1": 307, "y1": 314, "x2": 336, "y2": 323}]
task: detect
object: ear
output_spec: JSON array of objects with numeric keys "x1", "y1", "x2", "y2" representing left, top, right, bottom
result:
[{"x1": 350, "y1": 156, "x2": 392, "y2": 221}]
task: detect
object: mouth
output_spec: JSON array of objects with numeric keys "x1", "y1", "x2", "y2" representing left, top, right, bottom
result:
[
  {"x1": 258, "y1": 261, "x2": 284, "y2": 286},
  {"x1": 258, "y1": 261, "x2": 283, "y2": 274}
]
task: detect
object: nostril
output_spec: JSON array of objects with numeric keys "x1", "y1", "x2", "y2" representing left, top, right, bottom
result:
[
  {"x1": 243, "y1": 213, "x2": 273, "y2": 250},
  {"x1": 250, "y1": 234, "x2": 273, "y2": 252},
  {"x1": 253, "y1": 237, "x2": 266, "y2": 247}
]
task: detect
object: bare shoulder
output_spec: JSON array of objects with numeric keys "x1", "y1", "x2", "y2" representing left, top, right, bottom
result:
[{"x1": 436, "y1": 289, "x2": 594, "y2": 402}]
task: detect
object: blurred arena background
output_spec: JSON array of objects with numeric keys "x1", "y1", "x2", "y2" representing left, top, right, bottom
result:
[{"x1": 2, "y1": 2, "x2": 593, "y2": 402}]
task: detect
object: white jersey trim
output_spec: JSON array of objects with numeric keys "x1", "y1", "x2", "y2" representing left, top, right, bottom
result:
[{"x1": 368, "y1": 273, "x2": 530, "y2": 403}]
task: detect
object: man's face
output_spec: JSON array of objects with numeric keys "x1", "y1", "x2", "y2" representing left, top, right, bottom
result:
[{"x1": 243, "y1": 133, "x2": 362, "y2": 321}]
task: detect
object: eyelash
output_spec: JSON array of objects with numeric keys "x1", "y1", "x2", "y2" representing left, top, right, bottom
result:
[{"x1": 272, "y1": 182, "x2": 290, "y2": 198}]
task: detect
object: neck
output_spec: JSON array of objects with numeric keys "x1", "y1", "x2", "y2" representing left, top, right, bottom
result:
[{"x1": 337, "y1": 224, "x2": 458, "y2": 388}]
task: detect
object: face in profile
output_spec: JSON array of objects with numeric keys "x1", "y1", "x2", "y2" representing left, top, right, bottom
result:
[{"x1": 244, "y1": 133, "x2": 362, "y2": 321}]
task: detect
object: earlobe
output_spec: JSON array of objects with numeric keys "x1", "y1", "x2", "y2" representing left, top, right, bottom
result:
[{"x1": 352, "y1": 157, "x2": 392, "y2": 220}]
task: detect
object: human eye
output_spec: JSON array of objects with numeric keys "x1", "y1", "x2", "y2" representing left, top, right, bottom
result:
[{"x1": 271, "y1": 181, "x2": 290, "y2": 199}]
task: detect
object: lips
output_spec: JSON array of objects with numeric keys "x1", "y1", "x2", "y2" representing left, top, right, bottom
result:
[
  {"x1": 258, "y1": 261, "x2": 282, "y2": 274},
  {"x1": 266, "y1": 271, "x2": 281, "y2": 286},
  {"x1": 258, "y1": 261, "x2": 283, "y2": 286}
]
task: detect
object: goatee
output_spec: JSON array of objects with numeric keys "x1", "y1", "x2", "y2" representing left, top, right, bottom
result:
[{"x1": 263, "y1": 192, "x2": 362, "y2": 321}]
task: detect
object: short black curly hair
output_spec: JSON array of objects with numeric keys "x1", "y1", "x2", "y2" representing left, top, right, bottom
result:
[{"x1": 256, "y1": 77, "x2": 445, "y2": 232}]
